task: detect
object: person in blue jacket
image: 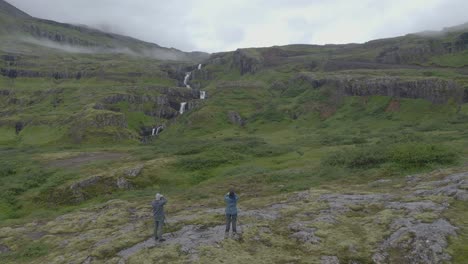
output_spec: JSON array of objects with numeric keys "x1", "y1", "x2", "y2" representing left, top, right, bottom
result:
[{"x1": 224, "y1": 189, "x2": 239, "y2": 236}]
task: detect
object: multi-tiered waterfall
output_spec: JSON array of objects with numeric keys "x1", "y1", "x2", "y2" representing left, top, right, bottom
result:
[{"x1": 200, "y1": 91, "x2": 206, "y2": 100}]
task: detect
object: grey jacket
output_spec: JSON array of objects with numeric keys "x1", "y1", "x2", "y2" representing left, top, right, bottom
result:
[{"x1": 151, "y1": 197, "x2": 167, "y2": 220}]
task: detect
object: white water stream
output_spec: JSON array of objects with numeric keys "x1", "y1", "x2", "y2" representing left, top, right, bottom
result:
[
  {"x1": 179, "y1": 102, "x2": 187, "y2": 114},
  {"x1": 183, "y1": 72, "x2": 191, "y2": 88}
]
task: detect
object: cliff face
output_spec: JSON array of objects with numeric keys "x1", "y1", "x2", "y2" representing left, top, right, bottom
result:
[
  {"x1": 289, "y1": 74, "x2": 464, "y2": 104},
  {"x1": 232, "y1": 49, "x2": 263, "y2": 75},
  {"x1": 22, "y1": 23, "x2": 99, "y2": 47},
  {"x1": 99, "y1": 87, "x2": 201, "y2": 120},
  {"x1": 376, "y1": 32, "x2": 468, "y2": 64}
]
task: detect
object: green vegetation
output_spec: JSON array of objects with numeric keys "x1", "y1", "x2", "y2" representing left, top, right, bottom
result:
[{"x1": 1, "y1": 2, "x2": 468, "y2": 263}]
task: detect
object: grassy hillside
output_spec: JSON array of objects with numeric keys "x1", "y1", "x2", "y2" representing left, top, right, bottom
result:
[{"x1": 1, "y1": 1, "x2": 468, "y2": 263}]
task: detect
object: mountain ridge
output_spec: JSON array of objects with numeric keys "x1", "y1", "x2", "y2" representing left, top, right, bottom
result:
[{"x1": 0, "y1": 0, "x2": 209, "y2": 61}]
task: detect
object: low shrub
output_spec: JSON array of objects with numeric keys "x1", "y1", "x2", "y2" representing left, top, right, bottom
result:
[
  {"x1": 389, "y1": 143, "x2": 457, "y2": 167},
  {"x1": 323, "y1": 142, "x2": 458, "y2": 169}
]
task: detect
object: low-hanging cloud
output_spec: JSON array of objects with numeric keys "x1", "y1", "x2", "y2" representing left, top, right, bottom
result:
[
  {"x1": 7, "y1": 0, "x2": 468, "y2": 53},
  {"x1": 18, "y1": 36, "x2": 192, "y2": 61}
]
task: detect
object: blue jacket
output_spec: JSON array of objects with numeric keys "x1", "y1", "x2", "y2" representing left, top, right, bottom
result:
[{"x1": 224, "y1": 194, "x2": 239, "y2": 215}]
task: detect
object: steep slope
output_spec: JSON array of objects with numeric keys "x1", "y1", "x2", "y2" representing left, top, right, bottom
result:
[
  {"x1": 0, "y1": 0, "x2": 210, "y2": 146},
  {"x1": 0, "y1": 0, "x2": 30, "y2": 18},
  {"x1": 0, "y1": 0, "x2": 208, "y2": 61}
]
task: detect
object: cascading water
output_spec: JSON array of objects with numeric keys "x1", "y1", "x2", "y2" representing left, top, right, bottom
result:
[
  {"x1": 179, "y1": 102, "x2": 187, "y2": 114},
  {"x1": 156, "y1": 126, "x2": 162, "y2": 135},
  {"x1": 200, "y1": 91, "x2": 206, "y2": 100},
  {"x1": 198, "y1": 64, "x2": 202, "y2": 70},
  {"x1": 184, "y1": 72, "x2": 191, "y2": 88},
  {"x1": 151, "y1": 127, "x2": 156, "y2": 136}
]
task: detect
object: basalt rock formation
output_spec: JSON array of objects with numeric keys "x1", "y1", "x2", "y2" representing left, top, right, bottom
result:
[
  {"x1": 287, "y1": 73, "x2": 464, "y2": 104},
  {"x1": 232, "y1": 49, "x2": 263, "y2": 75}
]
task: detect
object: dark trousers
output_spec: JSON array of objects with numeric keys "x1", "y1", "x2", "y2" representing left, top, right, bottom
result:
[
  {"x1": 154, "y1": 219, "x2": 164, "y2": 239},
  {"x1": 225, "y1": 214, "x2": 237, "y2": 233}
]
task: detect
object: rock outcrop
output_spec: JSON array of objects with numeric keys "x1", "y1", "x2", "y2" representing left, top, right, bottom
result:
[
  {"x1": 320, "y1": 256, "x2": 340, "y2": 264},
  {"x1": 100, "y1": 87, "x2": 200, "y2": 120},
  {"x1": 232, "y1": 49, "x2": 263, "y2": 75},
  {"x1": 227, "y1": 111, "x2": 245, "y2": 126},
  {"x1": 288, "y1": 73, "x2": 464, "y2": 104},
  {"x1": 68, "y1": 175, "x2": 133, "y2": 203},
  {"x1": 372, "y1": 219, "x2": 457, "y2": 264},
  {"x1": 0, "y1": 244, "x2": 10, "y2": 253},
  {"x1": 375, "y1": 32, "x2": 468, "y2": 64},
  {"x1": 124, "y1": 165, "x2": 144, "y2": 178}
]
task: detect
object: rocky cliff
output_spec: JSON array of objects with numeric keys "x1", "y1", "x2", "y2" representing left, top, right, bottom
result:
[
  {"x1": 232, "y1": 49, "x2": 264, "y2": 75},
  {"x1": 375, "y1": 32, "x2": 468, "y2": 64},
  {"x1": 286, "y1": 73, "x2": 464, "y2": 104}
]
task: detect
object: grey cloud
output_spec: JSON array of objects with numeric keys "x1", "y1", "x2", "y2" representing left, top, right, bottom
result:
[{"x1": 6, "y1": 0, "x2": 468, "y2": 53}]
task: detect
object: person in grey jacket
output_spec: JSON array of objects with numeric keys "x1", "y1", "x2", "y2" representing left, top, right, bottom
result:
[
  {"x1": 224, "y1": 189, "x2": 239, "y2": 236},
  {"x1": 151, "y1": 193, "x2": 167, "y2": 242}
]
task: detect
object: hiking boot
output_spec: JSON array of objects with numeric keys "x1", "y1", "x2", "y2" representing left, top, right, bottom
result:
[{"x1": 159, "y1": 238, "x2": 166, "y2": 242}]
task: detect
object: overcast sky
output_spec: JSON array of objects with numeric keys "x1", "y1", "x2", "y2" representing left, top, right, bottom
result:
[{"x1": 7, "y1": 0, "x2": 468, "y2": 53}]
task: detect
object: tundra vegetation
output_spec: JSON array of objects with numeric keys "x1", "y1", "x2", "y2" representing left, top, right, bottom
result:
[{"x1": 1, "y1": 1, "x2": 468, "y2": 263}]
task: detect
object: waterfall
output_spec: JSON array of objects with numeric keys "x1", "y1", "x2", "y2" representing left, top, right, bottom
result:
[
  {"x1": 198, "y1": 64, "x2": 202, "y2": 70},
  {"x1": 156, "y1": 126, "x2": 162, "y2": 135},
  {"x1": 200, "y1": 91, "x2": 206, "y2": 100},
  {"x1": 179, "y1": 102, "x2": 187, "y2": 114},
  {"x1": 184, "y1": 72, "x2": 191, "y2": 88},
  {"x1": 151, "y1": 127, "x2": 156, "y2": 136}
]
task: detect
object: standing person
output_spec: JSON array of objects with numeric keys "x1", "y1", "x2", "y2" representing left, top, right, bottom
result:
[
  {"x1": 151, "y1": 193, "x2": 167, "y2": 242},
  {"x1": 224, "y1": 189, "x2": 239, "y2": 237}
]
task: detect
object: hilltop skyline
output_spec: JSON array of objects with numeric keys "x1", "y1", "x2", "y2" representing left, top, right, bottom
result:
[{"x1": 6, "y1": 0, "x2": 468, "y2": 53}]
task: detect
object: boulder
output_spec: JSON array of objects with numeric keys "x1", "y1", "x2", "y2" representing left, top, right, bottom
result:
[
  {"x1": 0, "y1": 244, "x2": 10, "y2": 254},
  {"x1": 320, "y1": 256, "x2": 340, "y2": 264},
  {"x1": 124, "y1": 165, "x2": 144, "y2": 177},
  {"x1": 69, "y1": 176, "x2": 118, "y2": 203},
  {"x1": 116, "y1": 177, "x2": 132, "y2": 190},
  {"x1": 227, "y1": 111, "x2": 245, "y2": 126},
  {"x1": 288, "y1": 222, "x2": 320, "y2": 244},
  {"x1": 15, "y1": 121, "x2": 24, "y2": 134}
]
